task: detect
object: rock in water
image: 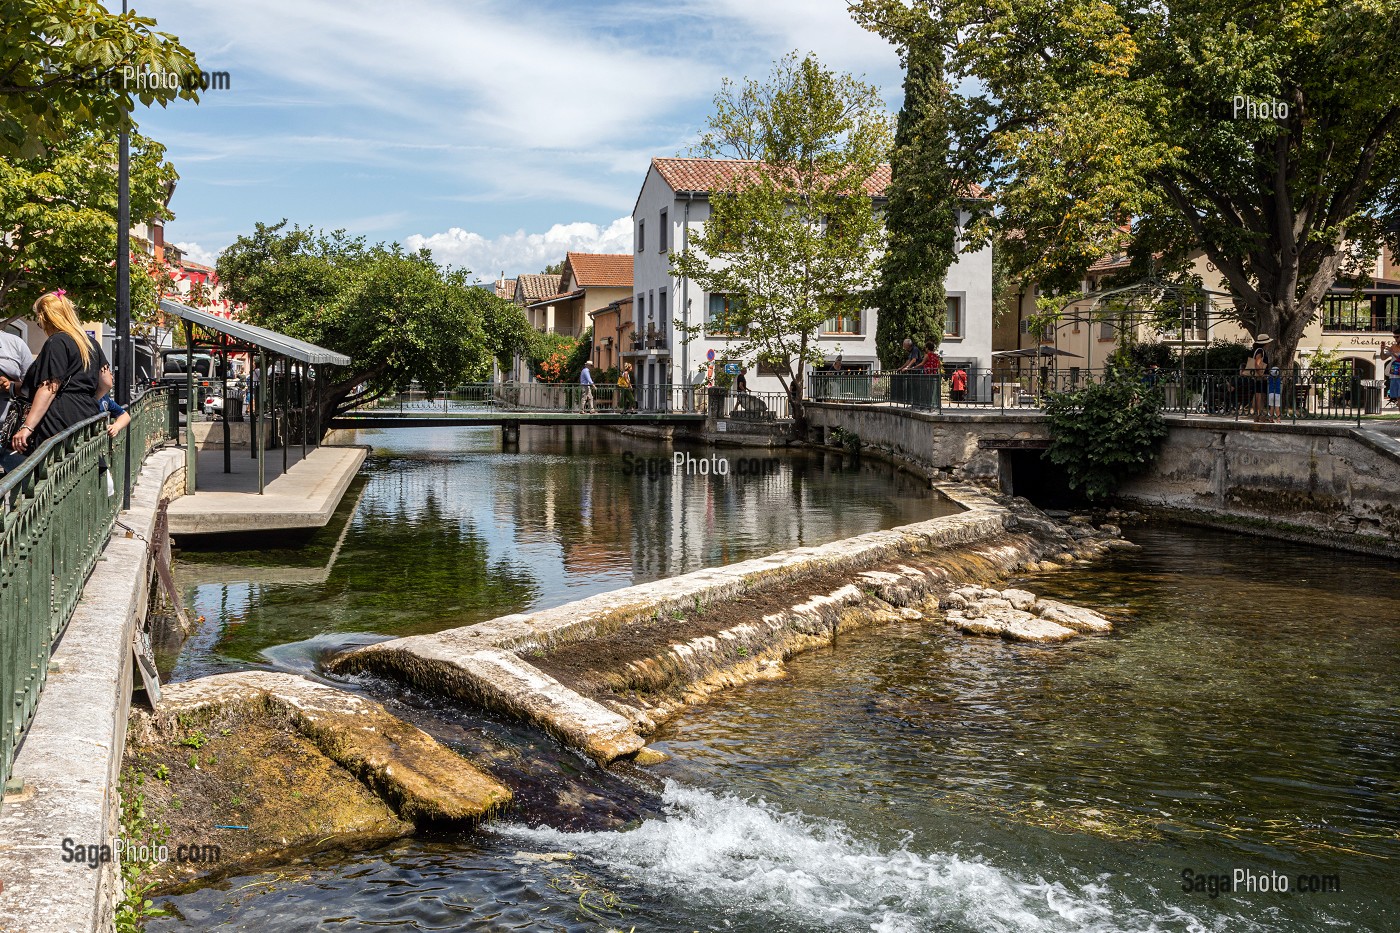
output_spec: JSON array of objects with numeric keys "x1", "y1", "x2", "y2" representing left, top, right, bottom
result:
[
  {"x1": 1000, "y1": 588, "x2": 1038, "y2": 611},
  {"x1": 1003, "y1": 617, "x2": 1078, "y2": 643},
  {"x1": 964, "y1": 597, "x2": 1013, "y2": 618},
  {"x1": 1037, "y1": 599, "x2": 1113, "y2": 634},
  {"x1": 939, "y1": 592, "x2": 969, "y2": 611}
]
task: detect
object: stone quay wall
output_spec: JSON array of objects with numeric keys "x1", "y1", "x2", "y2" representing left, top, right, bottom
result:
[{"x1": 805, "y1": 401, "x2": 1400, "y2": 555}]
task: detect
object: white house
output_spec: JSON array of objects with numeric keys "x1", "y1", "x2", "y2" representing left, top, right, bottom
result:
[{"x1": 628, "y1": 157, "x2": 995, "y2": 398}]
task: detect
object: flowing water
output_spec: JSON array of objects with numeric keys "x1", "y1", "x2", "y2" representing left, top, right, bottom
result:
[
  {"x1": 164, "y1": 426, "x2": 950, "y2": 680},
  {"x1": 156, "y1": 428, "x2": 1400, "y2": 932}
]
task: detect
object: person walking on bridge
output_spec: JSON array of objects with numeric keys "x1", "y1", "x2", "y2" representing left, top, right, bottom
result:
[{"x1": 579, "y1": 360, "x2": 596, "y2": 414}]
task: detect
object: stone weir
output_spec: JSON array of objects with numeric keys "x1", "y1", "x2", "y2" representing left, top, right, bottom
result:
[{"x1": 330, "y1": 486, "x2": 1134, "y2": 766}]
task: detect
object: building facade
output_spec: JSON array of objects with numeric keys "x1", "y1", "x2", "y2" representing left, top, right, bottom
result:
[
  {"x1": 996, "y1": 245, "x2": 1400, "y2": 379},
  {"x1": 629, "y1": 158, "x2": 995, "y2": 397}
]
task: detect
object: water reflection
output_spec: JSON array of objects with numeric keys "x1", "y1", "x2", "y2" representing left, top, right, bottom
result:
[{"x1": 171, "y1": 425, "x2": 952, "y2": 679}]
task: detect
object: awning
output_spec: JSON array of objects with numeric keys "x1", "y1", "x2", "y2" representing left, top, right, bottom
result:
[{"x1": 159, "y1": 300, "x2": 351, "y2": 366}]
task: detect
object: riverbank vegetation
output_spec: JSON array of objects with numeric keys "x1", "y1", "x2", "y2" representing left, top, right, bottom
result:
[{"x1": 1043, "y1": 370, "x2": 1168, "y2": 501}]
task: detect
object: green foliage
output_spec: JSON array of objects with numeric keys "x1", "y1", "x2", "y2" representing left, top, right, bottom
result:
[
  {"x1": 0, "y1": 0, "x2": 201, "y2": 157},
  {"x1": 673, "y1": 52, "x2": 893, "y2": 418},
  {"x1": 529, "y1": 332, "x2": 579, "y2": 384},
  {"x1": 1043, "y1": 371, "x2": 1167, "y2": 501},
  {"x1": 217, "y1": 221, "x2": 495, "y2": 420},
  {"x1": 1180, "y1": 339, "x2": 1252, "y2": 372},
  {"x1": 480, "y1": 296, "x2": 534, "y2": 372},
  {"x1": 829, "y1": 426, "x2": 861, "y2": 453},
  {"x1": 177, "y1": 730, "x2": 208, "y2": 749},
  {"x1": 115, "y1": 767, "x2": 170, "y2": 932},
  {"x1": 874, "y1": 30, "x2": 958, "y2": 368},
  {"x1": 851, "y1": 0, "x2": 1400, "y2": 368},
  {"x1": 1127, "y1": 342, "x2": 1172, "y2": 370},
  {"x1": 0, "y1": 121, "x2": 175, "y2": 318}
]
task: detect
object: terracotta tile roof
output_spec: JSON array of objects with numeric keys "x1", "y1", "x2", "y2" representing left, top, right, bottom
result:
[
  {"x1": 649, "y1": 157, "x2": 984, "y2": 199},
  {"x1": 526, "y1": 289, "x2": 585, "y2": 308},
  {"x1": 566, "y1": 252, "x2": 633, "y2": 288},
  {"x1": 514, "y1": 273, "x2": 563, "y2": 301},
  {"x1": 494, "y1": 278, "x2": 517, "y2": 300},
  {"x1": 1087, "y1": 254, "x2": 1132, "y2": 273}
]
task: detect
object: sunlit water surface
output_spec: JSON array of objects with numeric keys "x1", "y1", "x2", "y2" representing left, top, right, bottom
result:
[{"x1": 157, "y1": 428, "x2": 1399, "y2": 932}]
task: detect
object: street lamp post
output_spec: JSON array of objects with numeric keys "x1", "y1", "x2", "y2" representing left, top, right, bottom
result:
[{"x1": 116, "y1": 0, "x2": 132, "y2": 509}]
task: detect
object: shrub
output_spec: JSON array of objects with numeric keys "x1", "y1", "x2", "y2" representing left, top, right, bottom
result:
[{"x1": 1043, "y1": 370, "x2": 1168, "y2": 501}]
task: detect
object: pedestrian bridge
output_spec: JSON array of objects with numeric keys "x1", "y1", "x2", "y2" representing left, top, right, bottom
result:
[{"x1": 329, "y1": 383, "x2": 714, "y2": 429}]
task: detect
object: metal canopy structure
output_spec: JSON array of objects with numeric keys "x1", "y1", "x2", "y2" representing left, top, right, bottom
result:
[
  {"x1": 158, "y1": 299, "x2": 351, "y2": 496},
  {"x1": 159, "y1": 300, "x2": 351, "y2": 366}
]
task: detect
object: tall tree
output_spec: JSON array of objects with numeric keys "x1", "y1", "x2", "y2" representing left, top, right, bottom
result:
[
  {"x1": 0, "y1": 0, "x2": 200, "y2": 157},
  {"x1": 873, "y1": 29, "x2": 959, "y2": 368},
  {"x1": 0, "y1": 120, "x2": 175, "y2": 318},
  {"x1": 672, "y1": 52, "x2": 893, "y2": 424},
  {"x1": 217, "y1": 222, "x2": 495, "y2": 423},
  {"x1": 854, "y1": 0, "x2": 1400, "y2": 368}
]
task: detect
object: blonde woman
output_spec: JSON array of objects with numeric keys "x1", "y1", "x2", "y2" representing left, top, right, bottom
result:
[{"x1": 9, "y1": 290, "x2": 109, "y2": 456}]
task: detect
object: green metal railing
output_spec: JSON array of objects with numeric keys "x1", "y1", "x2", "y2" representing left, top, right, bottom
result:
[{"x1": 1, "y1": 388, "x2": 176, "y2": 787}]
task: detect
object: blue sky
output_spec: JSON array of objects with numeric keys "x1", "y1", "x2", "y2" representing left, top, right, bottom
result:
[{"x1": 131, "y1": 0, "x2": 904, "y2": 281}]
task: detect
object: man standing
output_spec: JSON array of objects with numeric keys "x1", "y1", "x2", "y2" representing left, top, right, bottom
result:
[
  {"x1": 580, "y1": 359, "x2": 596, "y2": 413},
  {"x1": 0, "y1": 326, "x2": 34, "y2": 424},
  {"x1": 950, "y1": 367, "x2": 968, "y2": 403}
]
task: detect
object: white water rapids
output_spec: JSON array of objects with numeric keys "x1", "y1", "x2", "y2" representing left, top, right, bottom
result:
[{"x1": 498, "y1": 781, "x2": 1245, "y2": 933}]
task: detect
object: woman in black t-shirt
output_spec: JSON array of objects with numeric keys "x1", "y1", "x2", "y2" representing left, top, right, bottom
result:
[{"x1": 10, "y1": 290, "x2": 108, "y2": 455}]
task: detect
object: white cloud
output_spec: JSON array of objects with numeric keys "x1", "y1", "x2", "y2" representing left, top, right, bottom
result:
[
  {"x1": 406, "y1": 216, "x2": 633, "y2": 279},
  {"x1": 173, "y1": 241, "x2": 221, "y2": 266}
]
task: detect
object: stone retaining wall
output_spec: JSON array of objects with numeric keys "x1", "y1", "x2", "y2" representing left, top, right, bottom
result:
[
  {"x1": 805, "y1": 403, "x2": 1049, "y2": 483},
  {"x1": 0, "y1": 449, "x2": 185, "y2": 933},
  {"x1": 1118, "y1": 419, "x2": 1400, "y2": 554},
  {"x1": 806, "y1": 402, "x2": 1400, "y2": 555}
]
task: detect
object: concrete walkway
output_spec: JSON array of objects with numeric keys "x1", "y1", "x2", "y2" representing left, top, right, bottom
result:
[
  {"x1": 0, "y1": 447, "x2": 184, "y2": 933},
  {"x1": 167, "y1": 445, "x2": 367, "y2": 536}
]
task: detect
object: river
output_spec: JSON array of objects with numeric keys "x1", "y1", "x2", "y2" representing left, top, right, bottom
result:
[{"x1": 155, "y1": 427, "x2": 1400, "y2": 932}]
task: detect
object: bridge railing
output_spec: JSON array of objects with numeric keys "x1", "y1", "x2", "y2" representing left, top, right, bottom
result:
[
  {"x1": 353, "y1": 382, "x2": 708, "y2": 416},
  {"x1": 810, "y1": 368, "x2": 1379, "y2": 423},
  {"x1": 1, "y1": 387, "x2": 177, "y2": 787}
]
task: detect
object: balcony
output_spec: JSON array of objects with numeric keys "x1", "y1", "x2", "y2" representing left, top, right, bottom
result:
[{"x1": 624, "y1": 326, "x2": 670, "y2": 355}]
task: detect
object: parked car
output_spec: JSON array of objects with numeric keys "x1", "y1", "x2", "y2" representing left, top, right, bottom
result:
[{"x1": 158, "y1": 350, "x2": 229, "y2": 414}]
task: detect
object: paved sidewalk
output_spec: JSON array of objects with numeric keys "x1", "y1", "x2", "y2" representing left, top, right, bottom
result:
[{"x1": 167, "y1": 445, "x2": 367, "y2": 535}]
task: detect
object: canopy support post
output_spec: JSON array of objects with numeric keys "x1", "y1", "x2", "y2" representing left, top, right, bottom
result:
[
  {"x1": 257, "y1": 350, "x2": 267, "y2": 495},
  {"x1": 183, "y1": 319, "x2": 197, "y2": 494}
]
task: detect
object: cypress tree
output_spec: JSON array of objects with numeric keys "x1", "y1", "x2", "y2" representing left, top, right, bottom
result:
[{"x1": 875, "y1": 31, "x2": 959, "y2": 369}]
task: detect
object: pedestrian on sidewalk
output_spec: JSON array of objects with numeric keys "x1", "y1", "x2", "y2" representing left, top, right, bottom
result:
[
  {"x1": 1243, "y1": 335, "x2": 1271, "y2": 422},
  {"x1": 580, "y1": 359, "x2": 596, "y2": 413},
  {"x1": 950, "y1": 367, "x2": 968, "y2": 403},
  {"x1": 0, "y1": 326, "x2": 34, "y2": 475},
  {"x1": 96, "y1": 367, "x2": 131, "y2": 438},
  {"x1": 1383, "y1": 330, "x2": 1400, "y2": 411},
  {"x1": 5, "y1": 290, "x2": 109, "y2": 466},
  {"x1": 618, "y1": 362, "x2": 635, "y2": 412},
  {"x1": 0, "y1": 326, "x2": 33, "y2": 425}
]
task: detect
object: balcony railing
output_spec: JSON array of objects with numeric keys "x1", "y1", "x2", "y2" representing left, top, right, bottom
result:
[{"x1": 1, "y1": 387, "x2": 177, "y2": 787}]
